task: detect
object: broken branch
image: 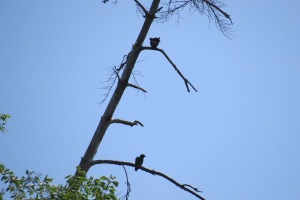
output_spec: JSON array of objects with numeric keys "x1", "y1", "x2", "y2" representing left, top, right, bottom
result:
[{"x1": 110, "y1": 119, "x2": 144, "y2": 127}]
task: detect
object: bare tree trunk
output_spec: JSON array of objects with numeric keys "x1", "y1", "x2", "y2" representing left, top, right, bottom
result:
[{"x1": 79, "y1": 0, "x2": 161, "y2": 173}]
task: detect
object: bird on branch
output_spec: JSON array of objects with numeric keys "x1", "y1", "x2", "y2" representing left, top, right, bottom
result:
[
  {"x1": 135, "y1": 154, "x2": 146, "y2": 171},
  {"x1": 150, "y1": 37, "x2": 160, "y2": 48}
]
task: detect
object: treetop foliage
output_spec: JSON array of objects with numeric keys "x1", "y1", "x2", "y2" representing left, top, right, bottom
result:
[{"x1": 0, "y1": 164, "x2": 119, "y2": 200}]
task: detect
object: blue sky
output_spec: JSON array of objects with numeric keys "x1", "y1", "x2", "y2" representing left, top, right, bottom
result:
[{"x1": 1, "y1": 0, "x2": 300, "y2": 199}]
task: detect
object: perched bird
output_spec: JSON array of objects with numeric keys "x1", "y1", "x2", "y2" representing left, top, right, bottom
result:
[
  {"x1": 150, "y1": 37, "x2": 160, "y2": 48},
  {"x1": 135, "y1": 154, "x2": 146, "y2": 171}
]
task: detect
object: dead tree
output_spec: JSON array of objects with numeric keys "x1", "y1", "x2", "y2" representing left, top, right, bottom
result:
[{"x1": 78, "y1": 0, "x2": 232, "y2": 199}]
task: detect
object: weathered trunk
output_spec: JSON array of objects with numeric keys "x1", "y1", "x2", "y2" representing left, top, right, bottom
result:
[{"x1": 79, "y1": 0, "x2": 161, "y2": 173}]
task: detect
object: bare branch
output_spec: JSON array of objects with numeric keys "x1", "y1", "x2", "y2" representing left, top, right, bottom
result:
[
  {"x1": 182, "y1": 184, "x2": 203, "y2": 192},
  {"x1": 102, "y1": 0, "x2": 118, "y2": 4},
  {"x1": 98, "y1": 67, "x2": 119, "y2": 106},
  {"x1": 131, "y1": 70, "x2": 147, "y2": 99},
  {"x1": 134, "y1": 0, "x2": 148, "y2": 15},
  {"x1": 135, "y1": 0, "x2": 163, "y2": 19},
  {"x1": 117, "y1": 52, "x2": 131, "y2": 71},
  {"x1": 156, "y1": 6, "x2": 163, "y2": 13},
  {"x1": 99, "y1": 51, "x2": 131, "y2": 106},
  {"x1": 113, "y1": 67, "x2": 121, "y2": 80},
  {"x1": 157, "y1": 0, "x2": 233, "y2": 38},
  {"x1": 140, "y1": 46, "x2": 197, "y2": 92},
  {"x1": 91, "y1": 160, "x2": 205, "y2": 200},
  {"x1": 121, "y1": 166, "x2": 131, "y2": 200},
  {"x1": 202, "y1": 0, "x2": 231, "y2": 22},
  {"x1": 127, "y1": 83, "x2": 148, "y2": 93},
  {"x1": 115, "y1": 68, "x2": 147, "y2": 94},
  {"x1": 110, "y1": 119, "x2": 144, "y2": 127}
]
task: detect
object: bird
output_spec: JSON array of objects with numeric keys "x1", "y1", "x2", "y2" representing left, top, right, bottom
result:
[
  {"x1": 135, "y1": 154, "x2": 146, "y2": 171},
  {"x1": 150, "y1": 37, "x2": 160, "y2": 48}
]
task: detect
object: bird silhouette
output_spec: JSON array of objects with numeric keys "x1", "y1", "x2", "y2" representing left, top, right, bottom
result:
[
  {"x1": 150, "y1": 37, "x2": 160, "y2": 48},
  {"x1": 135, "y1": 154, "x2": 146, "y2": 171}
]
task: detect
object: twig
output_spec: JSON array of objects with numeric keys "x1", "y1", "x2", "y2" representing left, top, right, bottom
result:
[
  {"x1": 98, "y1": 67, "x2": 118, "y2": 106},
  {"x1": 117, "y1": 52, "x2": 131, "y2": 71},
  {"x1": 134, "y1": 0, "x2": 148, "y2": 15},
  {"x1": 121, "y1": 165, "x2": 131, "y2": 200},
  {"x1": 113, "y1": 67, "x2": 121, "y2": 80},
  {"x1": 127, "y1": 83, "x2": 147, "y2": 93},
  {"x1": 157, "y1": 0, "x2": 233, "y2": 38},
  {"x1": 155, "y1": 6, "x2": 163, "y2": 14},
  {"x1": 182, "y1": 184, "x2": 202, "y2": 192},
  {"x1": 99, "y1": 51, "x2": 131, "y2": 106},
  {"x1": 134, "y1": 0, "x2": 162, "y2": 18},
  {"x1": 90, "y1": 160, "x2": 205, "y2": 200},
  {"x1": 110, "y1": 119, "x2": 144, "y2": 127},
  {"x1": 140, "y1": 47, "x2": 197, "y2": 92},
  {"x1": 202, "y1": 0, "x2": 232, "y2": 23}
]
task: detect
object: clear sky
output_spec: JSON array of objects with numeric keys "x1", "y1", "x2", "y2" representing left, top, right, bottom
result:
[{"x1": 1, "y1": 0, "x2": 300, "y2": 200}]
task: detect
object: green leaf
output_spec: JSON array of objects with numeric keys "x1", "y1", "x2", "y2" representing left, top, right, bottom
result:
[
  {"x1": 65, "y1": 175, "x2": 71, "y2": 179},
  {"x1": 0, "y1": 163, "x2": 5, "y2": 173},
  {"x1": 100, "y1": 176, "x2": 109, "y2": 181},
  {"x1": 109, "y1": 188, "x2": 116, "y2": 193},
  {"x1": 7, "y1": 171, "x2": 14, "y2": 175},
  {"x1": 112, "y1": 181, "x2": 119, "y2": 187}
]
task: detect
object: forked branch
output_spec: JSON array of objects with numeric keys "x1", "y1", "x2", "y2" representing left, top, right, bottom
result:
[
  {"x1": 135, "y1": 0, "x2": 163, "y2": 18},
  {"x1": 182, "y1": 184, "x2": 202, "y2": 192},
  {"x1": 134, "y1": 0, "x2": 148, "y2": 15},
  {"x1": 140, "y1": 46, "x2": 197, "y2": 92},
  {"x1": 90, "y1": 160, "x2": 205, "y2": 200}
]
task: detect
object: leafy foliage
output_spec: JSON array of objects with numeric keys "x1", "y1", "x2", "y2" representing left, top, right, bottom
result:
[
  {"x1": 0, "y1": 164, "x2": 119, "y2": 200},
  {"x1": 0, "y1": 114, "x2": 10, "y2": 133}
]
